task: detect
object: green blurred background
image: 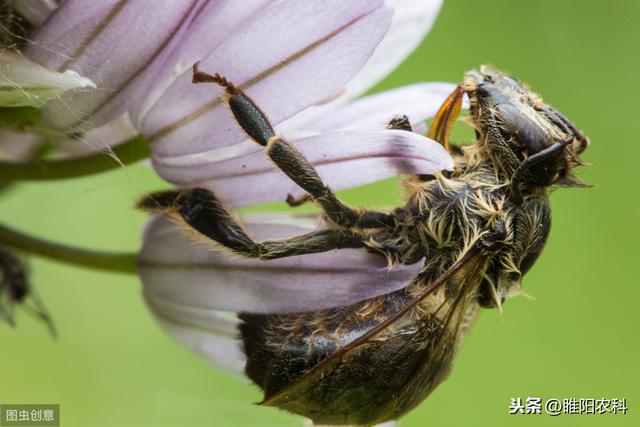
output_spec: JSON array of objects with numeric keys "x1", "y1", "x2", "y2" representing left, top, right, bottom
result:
[{"x1": 1, "y1": 0, "x2": 638, "y2": 426}]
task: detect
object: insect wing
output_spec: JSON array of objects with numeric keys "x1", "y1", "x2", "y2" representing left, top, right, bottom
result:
[{"x1": 260, "y1": 246, "x2": 487, "y2": 425}]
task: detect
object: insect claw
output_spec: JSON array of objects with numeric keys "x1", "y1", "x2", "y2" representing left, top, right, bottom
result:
[
  {"x1": 191, "y1": 62, "x2": 238, "y2": 94},
  {"x1": 191, "y1": 61, "x2": 213, "y2": 83},
  {"x1": 286, "y1": 193, "x2": 311, "y2": 207}
]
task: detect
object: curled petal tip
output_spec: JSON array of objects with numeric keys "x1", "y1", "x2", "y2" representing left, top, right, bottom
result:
[
  {"x1": 28, "y1": 0, "x2": 203, "y2": 128},
  {"x1": 62, "y1": 70, "x2": 96, "y2": 89}
]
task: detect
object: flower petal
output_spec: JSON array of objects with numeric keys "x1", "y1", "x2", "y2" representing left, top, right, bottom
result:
[
  {"x1": 342, "y1": 0, "x2": 444, "y2": 99},
  {"x1": 300, "y1": 82, "x2": 458, "y2": 134},
  {"x1": 130, "y1": 0, "x2": 274, "y2": 127},
  {"x1": 26, "y1": 0, "x2": 202, "y2": 129},
  {"x1": 143, "y1": 0, "x2": 392, "y2": 157},
  {"x1": 0, "y1": 129, "x2": 42, "y2": 161},
  {"x1": 13, "y1": 0, "x2": 58, "y2": 26},
  {"x1": 278, "y1": 0, "x2": 444, "y2": 132},
  {"x1": 145, "y1": 292, "x2": 246, "y2": 374},
  {"x1": 0, "y1": 51, "x2": 94, "y2": 108},
  {"x1": 151, "y1": 129, "x2": 453, "y2": 208},
  {"x1": 138, "y1": 214, "x2": 423, "y2": 314}
]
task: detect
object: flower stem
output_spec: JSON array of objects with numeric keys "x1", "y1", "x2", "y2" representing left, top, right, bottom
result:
[
  {"x1": 0, "y1": 135, "x2": 150, "y2": 181},
  {"x1": 0, "y1": 223, "x2": 137, "y2": 274}
]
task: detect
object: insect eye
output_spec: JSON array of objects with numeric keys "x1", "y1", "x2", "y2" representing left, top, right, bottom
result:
[
  {"x1": 475, "y1": 84, "x2": 490, "y2": 97},
  {"x1": 495, "y1": 103, "x2": 549, "y2": 155}
]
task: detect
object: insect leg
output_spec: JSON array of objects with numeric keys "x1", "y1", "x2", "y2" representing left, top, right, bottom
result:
[
  {"x1": 285, "y1": 193, "x2": 312, "y2": 207},
  {"x1": 510, "y1": 137, "x2": 573, "y2": 203},
  {"x1": 0, "y1": 249, "x2": 55, "y2": 336},
  {"x1": 192, "y1": 64, "x2": 396, "y2": 229},
  {"x1": 541, "y1": 105, "x2": 589, "y2": 154},
  {"x1": 139, "y1": 188, "x2": 365, "y2": 260},
  {"x1": 285, "y1": 115, "x2": 413, "y2": 209}
]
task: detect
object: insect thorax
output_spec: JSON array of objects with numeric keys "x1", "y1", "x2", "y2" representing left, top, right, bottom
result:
[{"x1": 404, "y1": 144, "x2": 552, "y2": 306}]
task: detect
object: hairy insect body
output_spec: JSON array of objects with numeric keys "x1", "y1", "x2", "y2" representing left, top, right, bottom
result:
[
  {"x1": 240, "y1": 147, "x2": 551, "y2": 425},
  {"x1": 141, "y1": 66, "x2": 588, "y2": 426},
  {"x1": 417, "y1": 152, "x2": 552, "y2": 307}
]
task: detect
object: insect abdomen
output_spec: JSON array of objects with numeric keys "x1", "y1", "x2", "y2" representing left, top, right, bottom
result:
[{"x1": 239, "y1": 290, "x2": 459, "y2": 425}]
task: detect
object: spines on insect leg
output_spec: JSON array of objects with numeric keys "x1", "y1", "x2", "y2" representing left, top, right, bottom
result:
[
  {"x1": 136, "y1": 190, "x2": 184, "y2": 212},
  {"x1": 265, "y1": 136, "x2": 323, "y2": 191},
  {"x1": 176, "y1": 188, "x2": 258, "y2": 256},
  {"x1": 138, "y1": 187, "x2": 367, "y2": 260},
  {"x1": 137, "y1": 188, "x2": 259, "y2": 257}
]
